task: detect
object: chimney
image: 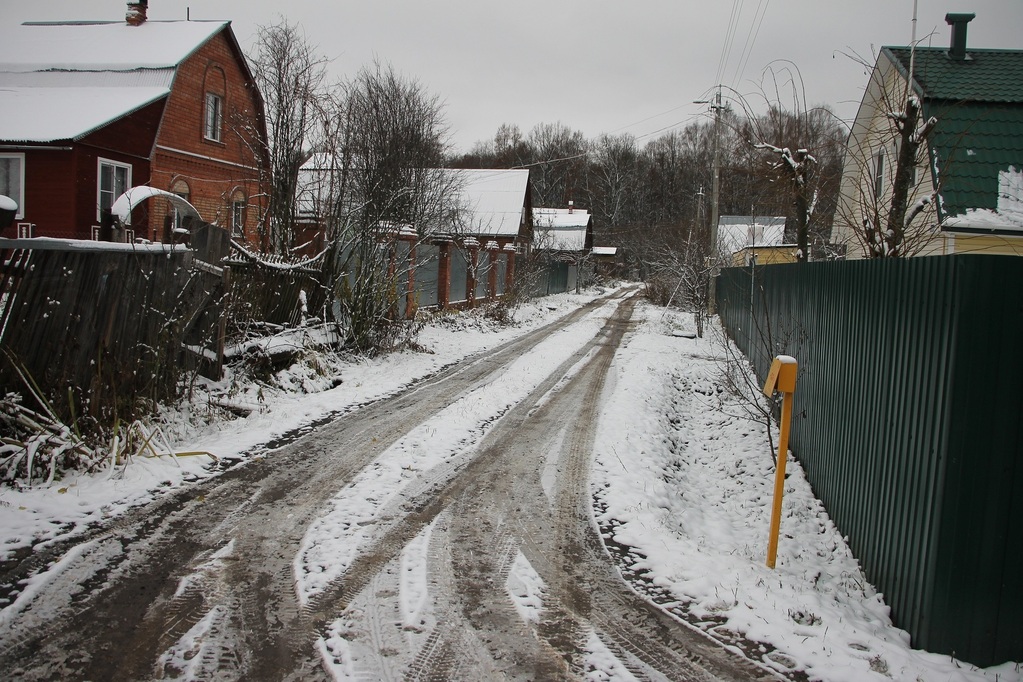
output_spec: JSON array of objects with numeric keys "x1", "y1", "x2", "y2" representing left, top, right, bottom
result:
[
  {"x1": 126, "y1": 0, "x2": 148, "y2": 26},
  {"x1": 568, "y1": 200, "x2": 574, "y2": 214},
  {"x1": 945, "y1": 12, "x2": 975, "y2": 60}
]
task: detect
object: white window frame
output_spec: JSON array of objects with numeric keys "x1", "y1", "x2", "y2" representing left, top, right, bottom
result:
[
  {"x1": 231, "y1": 199, "x2": 246, "y2": 237},
  {"x1": 0, "y1": 152, "x2": 26, "y2": 219},
  {"x1": 204, "y1": 92, "x2": 223, "y2": 142},
  {"x1": 873, "y1": 148, "x2": 886, "y2": 201},
  {"x1": 97, "y1": 158, "x2": 132, "y2": 221}
]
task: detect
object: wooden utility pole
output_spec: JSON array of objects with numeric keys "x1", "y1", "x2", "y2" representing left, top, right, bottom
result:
[{"x1": 707, "y1": 86, "x2": 723, "y2": 314}]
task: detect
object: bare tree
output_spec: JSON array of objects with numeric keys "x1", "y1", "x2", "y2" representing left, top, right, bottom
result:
[
  {"x1": 249, "y1": 18, "x2": 329, "y2": 255},
  {"x1": 585, "y1": 133, "x2": 641, "y2": 230},
  {"x1": 525, "y1": 122, "x2": 588, "y2": 207},
  {"x1": 834, "y1": 51, "x2": 939, "y2": 258},
  {"x1": 306, "y1": 62, "x2": 457, "y2": 351},
  {"x1": 739, "y1": 70, "x2": 846, "y2": 263}
]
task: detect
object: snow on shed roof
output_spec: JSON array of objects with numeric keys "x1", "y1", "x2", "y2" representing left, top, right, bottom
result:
[
  {"x1": 533, "y1": 207, "x2": 592, "y2": 251},
  {"x1": 0, "y1": 86, "x2": 168, "y2": 142},
  {"x1": 533, "y1": 207, "x2": 591, "y2": 229},
  {"x1": 0, "y1": 20, "x2": 229, "y2": 72},
  {"x1": 592, "y1": 246, "x2": 617, "y2": 256},
  {"x1": 452, "y1": 169, "x2": 530, "y2": 237},
  {"x1": 717, "y1": 215, "x2": 788, "y2": 255}
]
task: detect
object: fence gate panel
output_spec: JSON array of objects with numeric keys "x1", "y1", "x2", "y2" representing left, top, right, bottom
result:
[
  {"x1": 416, "y1": 243, "x2": 440, "y2": 307},
  {"x1": 450, "y1": 247, "x2": 468, "y2": 303}
]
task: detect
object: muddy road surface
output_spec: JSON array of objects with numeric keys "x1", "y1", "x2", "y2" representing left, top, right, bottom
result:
[{"x1": 0, "y1": 290, "x2": 777, "y2": 681}]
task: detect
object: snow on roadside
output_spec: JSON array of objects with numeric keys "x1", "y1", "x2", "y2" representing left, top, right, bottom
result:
[
  {"x1": 0, "y1": 289, "x2": 614, "y2": 565},
  {"x1": 591, "y1": 302, "x2": 1022, "y2": 682}
]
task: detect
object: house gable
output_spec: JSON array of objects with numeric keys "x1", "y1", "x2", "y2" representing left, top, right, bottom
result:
[
  {"x1": 0, "y1": 17, "x2": 267, "y2": 244},
  {"x1": 884, "y1": 45, "x2": 1023, "y2": 230},
  {"x1": 151, "y1": 26, "x2": 267, "y2": 242},
  {"x1": 834, "y1": 30, "x2": 1023, "y2": 258}
]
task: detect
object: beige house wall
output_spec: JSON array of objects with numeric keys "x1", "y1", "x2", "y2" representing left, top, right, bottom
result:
[
  {"x1": 833, "y1": 54, "x2": 941, "y2": 260},
  {"x1": 730, "y1": 246, "x2": 798, "y2": 266}
]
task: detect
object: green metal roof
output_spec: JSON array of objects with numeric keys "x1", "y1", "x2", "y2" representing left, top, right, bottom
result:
[
  {"x1": 886, "y1": 47, "x2": 1023, "y2": 103},
  {"x1": 926, "y1": 102, "x2": 1023, "y2": 217},
  {"x1": 883, "y1": 47, "x2": 1023, "y2": 223}
]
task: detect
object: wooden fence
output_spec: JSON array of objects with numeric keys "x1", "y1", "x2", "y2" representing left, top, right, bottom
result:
[
  {"x1": 0, "y1": 239, "x2": 216, "y2": 422},
  {"x1": 0, "y1": 227, "x2": 580, "y2": 426}
]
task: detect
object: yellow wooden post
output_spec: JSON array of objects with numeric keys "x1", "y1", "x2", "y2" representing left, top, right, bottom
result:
[{"x1": 763, "y1": 355, "x2": 798, "y2": 569}]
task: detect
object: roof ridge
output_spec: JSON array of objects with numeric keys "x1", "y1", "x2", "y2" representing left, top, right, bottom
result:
[{"x1": 22, "y1": 19, "x2": 226, "y2": 26}]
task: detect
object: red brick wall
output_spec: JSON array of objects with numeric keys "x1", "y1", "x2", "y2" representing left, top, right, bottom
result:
[
  {"x1": 3, "y1": 27, "x2": 268, "y2": 246},
  {"x1": 150, "y1": 28, "x2": 267, "y2": 248},
  {"x1": 0, "y1": 149, "x2": 74, "y2": 239},
  {"x1": 4, "y1": 97, "x2": 163, "y2": 240}
]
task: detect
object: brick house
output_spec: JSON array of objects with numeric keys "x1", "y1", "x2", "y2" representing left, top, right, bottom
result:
[
  {"x1": 0, "y1": 2, "x2": 267, "y2": 245},
  {"x1": 435, "y1": 168, "x2": 533, "y2": 307}
]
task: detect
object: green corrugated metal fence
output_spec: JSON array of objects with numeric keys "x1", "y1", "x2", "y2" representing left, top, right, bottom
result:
[{"x1": 717, "y1": 255, "x2": 1022, "y2": 668}]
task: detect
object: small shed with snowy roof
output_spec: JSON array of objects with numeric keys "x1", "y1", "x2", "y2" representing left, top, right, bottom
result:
[
  {"x1": 532, "y1": 205, "x2": 593, "y2": 255},
  {"x1": 717, "y1": 215, "x2": 795, "y2": 266},
  {"x1": 0, "y1": 2, "x2": 267, "y2": 245}
]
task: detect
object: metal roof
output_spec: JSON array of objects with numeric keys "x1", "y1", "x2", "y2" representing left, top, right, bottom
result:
[
  {"x1": 883, "y1": 46, "x2": 1023, "y2": 226},
  {"x1": 0, "y1": 20, "x2": 229, "y2": 72},
  {"x1": 533, "y1": 207, "x2": 591, "y2": 229},
  {"x1": 452, "y1": 169, "x2": 530, "y2": 237},
  {"x1": 885, "y1": 47, "x2": 1023, "y2": 103},
  {"x1": 717, "y1": 216, "x2": 788, "y2": 255},
  {"x1": 533, "y1": 207, "x2": 592, "y2": 251},
  {"x1": 0, "y1": 86, "x2": 169, "y2": 142}
]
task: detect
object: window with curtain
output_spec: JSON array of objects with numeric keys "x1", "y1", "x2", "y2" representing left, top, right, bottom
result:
[{"x1": 98, "y1": 158, "x2": 131, "y2": 220}]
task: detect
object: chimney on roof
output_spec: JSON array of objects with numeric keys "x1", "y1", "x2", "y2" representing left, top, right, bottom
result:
[
  {"x1": 126, "y1": 0, "x2": 148, "y2": 26},
  {"x1": 945, "y1": 12, "x2": 975, "y2": 60},
  {"x1": 568, "y1": 200, "x2": 574, "y2": 214}
]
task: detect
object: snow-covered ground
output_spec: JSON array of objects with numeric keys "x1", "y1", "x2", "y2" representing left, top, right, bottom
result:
[{"x1": 1, "y1": 287, "x2": 1019, "y2": 681}]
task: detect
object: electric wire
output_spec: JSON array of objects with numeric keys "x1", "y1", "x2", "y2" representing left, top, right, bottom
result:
[
  {"x1": 731, "y1": 0, "x2": 771, "y2": 91},
  {"x1": 715, "y1": 0, "x2": 745, "y2": 88}
]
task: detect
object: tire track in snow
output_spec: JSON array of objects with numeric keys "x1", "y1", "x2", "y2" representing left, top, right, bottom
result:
[{"x1": 0, "y1": 289, "x2": 631, "y2": 680}]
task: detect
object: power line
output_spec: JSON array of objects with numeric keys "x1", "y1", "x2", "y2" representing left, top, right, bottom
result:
[
  {"x1": 605, "y1": 102, "x2": 695, "y2": 135},
  {"x1": 731, "y1": 0, "x2": 771, "y2": 90},
  {"x1": 715, "y1": 0, "x2": 745, "y2": 87}
]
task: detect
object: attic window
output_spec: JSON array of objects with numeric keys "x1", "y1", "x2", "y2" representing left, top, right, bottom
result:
[{"x1": 204, "y1": 92, "x2": 223, "y2": 142}]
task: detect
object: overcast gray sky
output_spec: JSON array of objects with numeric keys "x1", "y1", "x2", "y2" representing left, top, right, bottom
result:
[{"x1": 7, "y1": 1, "x2": 1023, "y2": 153}]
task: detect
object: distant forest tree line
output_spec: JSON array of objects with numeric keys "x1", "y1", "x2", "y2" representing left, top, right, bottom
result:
[{"x1": 450, "y1": 108, "x2": 847, "y2": 275}]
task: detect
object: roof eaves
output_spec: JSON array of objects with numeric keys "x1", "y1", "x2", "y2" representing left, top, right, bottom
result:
[
  {"x1": 73, "y1": 89, "x2": 169, "y2": 141},
  {"x1": 880, "y1": 46, "x2": 927, "y2": 99},
  {"x1": 171, "y1": 21, "x2": 231, "y2": 69}
]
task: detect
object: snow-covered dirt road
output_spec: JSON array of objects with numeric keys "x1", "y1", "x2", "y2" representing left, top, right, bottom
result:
[{"x1": 0, "y1": 289, "x2": 774, "y2": 681}]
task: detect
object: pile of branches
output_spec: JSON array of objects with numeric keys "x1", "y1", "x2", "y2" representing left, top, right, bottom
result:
[{"x1": 0, "y1": 392, "x2": 101, "y2": 487}]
